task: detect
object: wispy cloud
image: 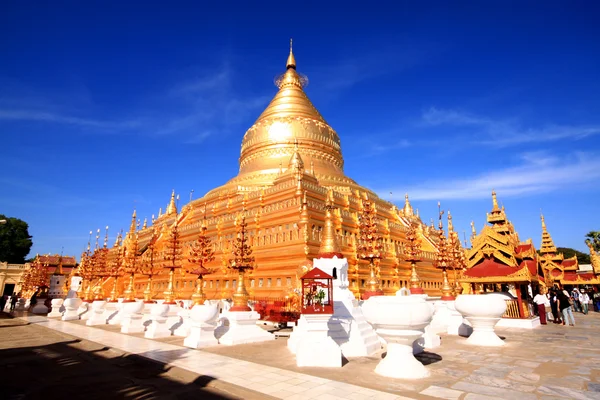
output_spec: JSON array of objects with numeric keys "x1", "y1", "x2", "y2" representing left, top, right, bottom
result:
[
  {"x1": 383, "y1": 151, "x2": 600, "y2": 201},
  {"x1": 0, "y1": 109, "x2": 141, "y2": 130},
  {"x1": 421, "y1": 107, "x2": 600, "y2": 146}
]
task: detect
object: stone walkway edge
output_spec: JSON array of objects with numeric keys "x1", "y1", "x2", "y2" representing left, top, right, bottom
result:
[{"x1": 20, "y1": 315, "x2": 414, "y2": 400}]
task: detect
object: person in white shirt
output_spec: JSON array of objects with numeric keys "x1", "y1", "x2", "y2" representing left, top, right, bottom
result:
[
  {"x1": 533, "y1": 288, "x2": 550, "y2": 325},
  {"x1": 580, "y1": 290, "x2": 590, "y2": 315}
]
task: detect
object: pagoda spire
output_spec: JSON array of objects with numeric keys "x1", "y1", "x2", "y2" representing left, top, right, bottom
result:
[
  {"x1": 142, "y1": 217, "x2": 147, "y2": 229},
  {"x1": 318, "y1": 197, "x2": 342, "y2": 257},
  {"x1": 470, "y1": 221, "x2": 476, "y2": 244},
  {"x1": 447, "y1": 210, "x2": 454, "y2": 233},
  {"x1": 287, "y1": 138, "x2": 305, "y2": 174},
  {"x1": 491, "y1": 190, "x2": 500, "y2": 211},
  {"x1": 129, "y1": 209, "x2": 137, "y2": 234},
  {"x1": 166, "y1": 190, "x2": 177, "y2": 215},
  {"x1": 286, "y1": 38, "x2": 296, "y2": 69},
  {"x1": 403, "y1": 193, "x2": 414, "y2": 217},
  {"x1": 540, "y1": 214, "x2": 558, "y2": 256}
]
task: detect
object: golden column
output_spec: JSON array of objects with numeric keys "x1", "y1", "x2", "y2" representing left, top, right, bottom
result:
[
  {"x1": 122, "y1": 231, "x2": 141, "y2": 302},
  {"x1": 357, "y1": 197, "x2": 384, "y2": 299},
  {"x1": 185, "y1": 217, "x2": 215, "y2": 306},
  {"x1": 141, "y1": 229, "x2": 160, "y2": 303},
  {"x1": 228, "y1": 214, "x2": 255, "y2": 312},
  {"x1": 106, "y1": 232, "x2": 125, "y2": 302},
  {"x1": 161, "y1": 217, "x2": 183, "y2": 304},
  {"x1": 404, "y1": 221, "x2": 424, "y2": 295},
  {"x1": 434, "y1": 203, "x2": 455, "y2": 300}
]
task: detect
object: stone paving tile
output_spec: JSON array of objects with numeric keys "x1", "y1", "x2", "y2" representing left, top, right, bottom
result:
[
  {"x1": 13, "y1": 310, "x2": 600, "y2": 400},
  {"x1": 419, "y1": 385, "x2": 463, "y2": 399}
]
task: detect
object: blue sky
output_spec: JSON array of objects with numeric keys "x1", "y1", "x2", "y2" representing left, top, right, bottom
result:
[{"x1": 1, "y1": 1, "x2": 599, "y2": 259}]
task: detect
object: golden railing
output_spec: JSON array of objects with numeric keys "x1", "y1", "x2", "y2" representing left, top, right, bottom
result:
[{"x1": 502, "y1": 299, "x2": 521, "y2": 319}]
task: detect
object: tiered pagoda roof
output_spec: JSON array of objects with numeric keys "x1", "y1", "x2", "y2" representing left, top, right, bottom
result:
[
  {"x1": 463, "y1": 191, "x2": 541, "y2": 284},
  {"x1": 540, "y1": 215, "x2": 599, "y2": 285}
]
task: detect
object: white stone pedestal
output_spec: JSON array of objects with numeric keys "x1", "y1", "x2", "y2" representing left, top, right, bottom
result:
[
  {"x1": 288, "y1": 315, "x2": 308, "y2": 353},
  {"x1": 145, "y1": 304, "x2": 172, "y2": 339},
  {"x1": 32, "y1": 299, "x2": 49, "y2": 314},
  {"x1": 62, "y1": 298, "x2": 83, "y2": 321},
  {"x1": 174, "y1": 307, "x2": 192, "y2": 337},
  {"x1": 120, "y1": 301, "x2": 146, "y2": 334},
  {"x1": 464, "y1": 317, "x2": 504, "y2": 346},
  {"x1": 446, "y1": 302, "x2": 464, "y2": 335},
  {"x1": 103, "y1": 301, "x2": 121, "y2": 325},
  {"x1": 86, "y1": 301, "x2": 108, "y2": 326},
  {"x1": 47, "y1": 298, "x2": 65, "y2": 318},
  {"x1": 311, "y1": 256, "x2": 380, "y2": 357},
  {"x1": 218, "y1": 311, "x2": 274, "y2": 345},
  {"x1": 79, "y1": 302, "x2": 91, "y2": 320},
  {"x1": 184, "y1": 304, "x2": 219, "y2": 349},
  {"x1": 296, "y1": 314, "x2": 342, "y2": 368},
  {"x1": 413, "y1": 325, "x2": 442, "y2": 355}
]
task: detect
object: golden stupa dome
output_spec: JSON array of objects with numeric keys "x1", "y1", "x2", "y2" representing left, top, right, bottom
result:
[{"x1": 207, "y1": 40, "x2": 360, "y2": 195}]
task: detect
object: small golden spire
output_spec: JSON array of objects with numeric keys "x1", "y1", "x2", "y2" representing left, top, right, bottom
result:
[
  {"x1": 541, "y1": 213, "x2": 547, "y2": 230},
  {"x1": 403, "y1": 193, "x2": 414, "y2": 216},
  {"x1": 286, "y1": 38, "x2": 296, "y2": 69},
  {"x1": 167, "y1": 190, "x2": 177, "y2": 215},
  {"x1": 103, "y1": 226, "x2": 109, "y2": 248},
  {"x1": 288, "y1": 138, "x2": 304, "y2": 173},
  {"x1": 158, "y1": 207, "x2": 162, "y2": 217},
  {"x1": 142, "y1": 218, "x2": 147, "y2": 229},
  {"x1": 471, "y1": 220, "x2": 476, "y2": 236},
  {"x1": 447, "y1": 210, "x2": 454, "y2": 232},
  {"x1": 129, "y1": 209, "x2": 137, "y2": 233},
  {"x1": 319, "y1": 198, "x2": 342, "y2": 256},
  {"x1": 491, "y1": 190, "x2": 500, "y2": 211},
  {"x1": 310, "y1": 159, "x2": 315, "y2": 175}
]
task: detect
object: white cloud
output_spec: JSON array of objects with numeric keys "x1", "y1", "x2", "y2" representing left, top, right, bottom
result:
[
  {"x1": 383, "y1": 151, "x2": 600, "y2": 201},
  {"x1": 421, "y1": 107, "x2": 600, "y2": 146},
  {"x1": 0, "y1": 109, "x2": 140, "y2": 130}
]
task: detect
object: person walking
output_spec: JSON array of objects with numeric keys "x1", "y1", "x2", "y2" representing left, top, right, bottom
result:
[
  {"x1": 533, "y1": 288, "x2": 550, "y2": 325},
  {"x1": 557, "y1": 288, "x2": 576, "y2": 326},
  {"x1": 580, "y1": 289, "x2": 590, "y2": 315},
  {"x1": 549, "y1": 288, "x2": 562, "y2": 324},
  {"x1": 572, "y1": 288, "x2": 582, "y2": 313},
  {"x1": 9, "y1": 293, "x2": 18, "y2": 312}
]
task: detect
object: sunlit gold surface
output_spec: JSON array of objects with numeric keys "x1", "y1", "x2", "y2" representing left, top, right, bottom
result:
[{"x1": 105, "y1": 44, "x2": 444, "y2": 300}]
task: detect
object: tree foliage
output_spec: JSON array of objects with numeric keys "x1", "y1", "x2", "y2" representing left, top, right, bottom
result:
[
  {"x1": 556, "y1": 247, "x2": 590, "y2": 265},
  {"x1": 585, "y1": 231, "x2": 600, "y2": 252},
  {"x1": 0, "y1": 214, "x2": 33, "y2": 263}
]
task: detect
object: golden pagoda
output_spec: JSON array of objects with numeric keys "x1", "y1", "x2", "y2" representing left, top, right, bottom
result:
[
  {"x1": 116, "y1": 42, "x2": 444, "y2": 301},
  {"x1": 463, "y1": 191, "x2": 541, "y2": 318}
]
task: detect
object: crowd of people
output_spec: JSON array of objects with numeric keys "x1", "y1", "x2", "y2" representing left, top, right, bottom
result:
[{"x1": 533, "y1": 284, "x2": 599, "y2": 326}]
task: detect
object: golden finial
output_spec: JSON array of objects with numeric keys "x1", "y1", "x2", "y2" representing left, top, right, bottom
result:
[
  {"x1": 471, "y1": 221, "x2": 476, "y2": 236},
  {"x1": 319, "y1": 199, "x2": 342, "y2": 256},
  {"x1": 447, "y1": 210, "x2": 454, "y2": 232},
  {"x1": 129, "y1": 209, "x2": 137, "y2": 233},
  {"x1": 541, "y1": 213, "x2": 547, "y2": 230},
  {"x1": 491, "y1": 190, "x2": 500, "y2": 211},
  {"x1": 286, "y1": 38, "x2": 296, "y2": 69},
  {"x1": 310, "y1": 159, "x2": 315, "y2": 175},
  {"x1": 167, "y1": 189, "x2": 177, "y2": 215},
  {"x1": 288, "y1": 139, "x2": 304, "y2": 172},
  {"x1": 103, "y1": 226, "x2": 109, "y2": 248},
  {"x1": 158, "y1": 207, "x2": 162, "y2": 217},
  {"x1": 415, "y1": 208, "x2": 420, "y2": 218},
  {"x1": 403, "y1": 193, "x2": 413, "y2": 217},
  {"x1": 142, "y1": 217, "x2": 147, "y2": 229},
  {"x1": 95, "y1": 228, "x2": 100, "y2": 250}
]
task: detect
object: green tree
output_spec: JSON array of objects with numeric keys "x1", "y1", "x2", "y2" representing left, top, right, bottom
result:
[
  {"x1": 585, "y1": 231, "x2": 600, "y2": 252},
  {"x1": 0, "y1": 214, "x2": 33, "y2": 263},
  {"x1": 556, "y1": 247, "x2": 590, "y2": 265}
]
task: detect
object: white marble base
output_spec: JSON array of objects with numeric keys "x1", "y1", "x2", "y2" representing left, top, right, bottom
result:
[
  {"x1": 218, "y1": 311, "x2": 274, "y2": 346},
  {"x1": 464, "y1": 317, "x2": 505, "y2": 346},
  {"x1": 173, "y1": 308, "x2": 192, "y2": 337},
  {"x1": 296, "y1": 314, "x2": 342, "y2": 368},
  {"x1": 86, "y1": 301, "x2": 107, "y2": 326},
  {"x1": 145, "y1": 304, "x2": 172, "y2": 339},
  {"x1": 378, "y1": 342, "x2": 430, "y2": 379},
  {"x1": 62, "y1": 298, "x2": 83, "y2": 321},
  {"x1": 120, "y1": 301, "x2": 146, "y2": 334},
  {"x1": 103, "y1": 302, "x2": 121, "y2": 325},
  {"x1": 47, "y1": 299, "x2": 65, "y2": 318},
  {"x1": 32, "y1": 301, "x2": 49, "y2": 314},
  {"x1": 183, "y1": 304, "x2": 219, "y2": 349},
  {"x1": 78, "y1": 302, "x2": 91, "y2": 320},
  {"x1": 287, "y1": 315, "x2": 307, "y2": 354},
  {"x1": 496, "y1": 317, "x2": 540, "y2": 329}
]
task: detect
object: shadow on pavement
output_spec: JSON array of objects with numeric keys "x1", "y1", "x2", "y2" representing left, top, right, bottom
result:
[{"x1": 0, "y1": 336, "x2": 235, "y2": 400}]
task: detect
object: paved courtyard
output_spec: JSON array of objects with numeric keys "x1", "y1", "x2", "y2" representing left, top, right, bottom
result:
[{"x1": 3, "y1": 310, "x2": 600, "y2": 399}]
